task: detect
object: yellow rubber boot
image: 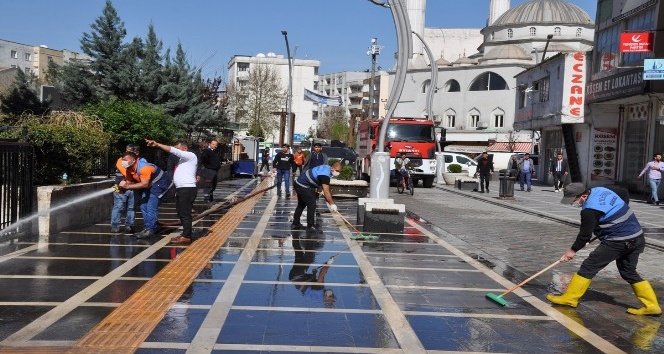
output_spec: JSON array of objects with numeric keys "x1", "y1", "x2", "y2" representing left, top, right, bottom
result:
[
  {"x1": 546, "y1": 273, "x2": 591, "y2": 308},
  {"x1": 627, "y1": 280, "x2": 662, "y2": 316}
]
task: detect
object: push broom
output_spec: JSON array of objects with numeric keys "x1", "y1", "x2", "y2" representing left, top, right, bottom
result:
[
  {"x1": 486, "y1": 235, "x2": 598, "y2": 306},
  {"x1": 334, "y1": 211, "x2": 380, "y2": 241}
]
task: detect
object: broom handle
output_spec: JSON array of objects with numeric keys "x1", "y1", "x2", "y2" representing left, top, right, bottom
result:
[
  {"x1": 499, "y1": 235, "x2": 600, "y2": 297},
  {"x1": 336, "y1": 211, "x2": 364, "y2": 235},
  {"x1": 500, "y1": 260, "x2": 561, "y2": 297}
]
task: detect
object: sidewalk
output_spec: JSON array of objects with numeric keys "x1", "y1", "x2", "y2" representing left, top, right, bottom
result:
[{"x1": 436, "y1": 180, "x2": 664, "y2": 249}]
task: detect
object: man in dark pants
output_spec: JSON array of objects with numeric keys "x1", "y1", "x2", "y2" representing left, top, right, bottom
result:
[
  {"x1": 546, "y1": 183, "x2": 661, "y2": 316},
  {"x1": 474, "y1": 152, "x2": 494, "y2": 193},
  {"x1": 199, "y1": 139, "x2": 221, "y2": 202},
  {"x1": 146, "y1": 139, "x2": 198, "y2": 244},
  {"x1": 292, "y1": 162, "x2": 344, "y2": 231},
  {"x1": 272, "y1": 144, "x2": 294, "y2": 197},
  {"x1": 549, "y1": 152, "x2": 569, "y2": 192},
  {"x1": 260, "y1": 147, "x2": 270, "y2": 173}
]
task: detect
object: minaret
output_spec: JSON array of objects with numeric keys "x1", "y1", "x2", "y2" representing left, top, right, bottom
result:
[
  {"x1": 407, "y1": 0, "x2": 426, "y2": 57},
  {"x1": 488, "y1": 0, "x2": 510, "y2": 26}
]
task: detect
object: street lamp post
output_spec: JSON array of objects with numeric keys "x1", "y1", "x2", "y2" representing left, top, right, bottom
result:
[
  {"x1": 281, "y1": 30, "x2": 293, "y2": 145},
  {"x1": 367, "y1": 38, "x2": 381, "y2": 120}
]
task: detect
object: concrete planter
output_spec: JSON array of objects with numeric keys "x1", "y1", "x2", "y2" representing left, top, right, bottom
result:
[
  {"x1": 330, "y1": 179, "x2": 369, "y2": 198},
  {"x1": 442, "y1": 173, "x2": 467, "y2": 185}
]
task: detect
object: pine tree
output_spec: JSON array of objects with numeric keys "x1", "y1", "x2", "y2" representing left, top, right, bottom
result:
[
  {"x1": 140, "y1": 23, "x2": 163, "y2": 103},
  {"x1": 0, "y1": 69, "x2": 49, "y2": 116}
]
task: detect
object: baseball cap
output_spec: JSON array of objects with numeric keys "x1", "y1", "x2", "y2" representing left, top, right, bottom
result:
[{"x1": 560, "y1": 182, "x2": 588, "y2": 205}]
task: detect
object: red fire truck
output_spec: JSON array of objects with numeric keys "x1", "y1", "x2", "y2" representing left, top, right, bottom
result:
[{"x1": 355, "y1": 117, "x2": 438, "y2": 188}]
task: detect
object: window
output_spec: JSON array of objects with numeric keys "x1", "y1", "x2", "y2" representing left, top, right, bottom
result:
[
  {"x1": 10, "y1": 50, "x2": 17, "y2": 59},
  {"x1": 594, "y1": 24, "x2": 620, "y2": 73},
  {"x1": 507, "y1": 29, "x2": 513, "y2": 38},
  {"x1": 10, "y1": 64, "x2": 16, "y2": 68},
  {"x1": 24, "y1": 53, "x2": 31, "y2": 61},
  {"x1": 493, "y1": 114, "x2": 504, "y2": 128},
  {"x1": 554, "y1": 27, "x2": 561, "y2": 36},
  {"x1": 457, "y1": 156, "x2": 472, "y2": 165},
  {"x1": 443, "y1": 79, "x2": 460, "y2": 92},
  {"x1": 445, "y1": 114, "x2": 455, "y2": 128},
  {"x1": 469, "y1": 114, "x2": 480, "y2": 128},
  {"x1": 47, "y1": 56, "x2": 53, "y2": 62},
  {"x1": 469, "y1": 72, "x2": 508, "y2": 91},
  {"x1": 421, "y1": 79, "x2": 430, "y2": 94},
  {"x1": 238, "y1": 63, "x2": 249, "y2": 72},
  {"x1": 518, "y1": 87, "x2": 527, "y2": 108},
  {"x1": 623, "y1": 9, "x2": 656, "y2": 65},
  {"x1": 490, "y1": 32, "x2": 495, "y2": 40},
  {"x1": 529, "y1": 27, "x2": 536, "y2": 36},
  {"x1": 576, "y1": 28, "x2": 582, "y2": 37},
  {"x1": 539, "y1": 76, "x2": 550, "y2": 102},
  {"x1": 24, "y1": 67, "x2": 31, "y2": 74},
  {"x1": 444, "y1": 155, "x2": 453, "y2": 163}
]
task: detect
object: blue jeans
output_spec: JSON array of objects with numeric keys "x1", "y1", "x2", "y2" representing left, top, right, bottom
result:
[
  {"x1": 139, "y1": 189, "x2": 160, "y2": 231},
  {"x1": 111, "y1": 190, "x2": 135, "y2": 227},
  {"x1": 276, "y1": 169, "x2": 291, "y2": 194},
  {"x1": 520, "y1": 172, "x2": 532, "y2": 191},
  {"x1": 649, "y1": 178, "x2": 661, "y2": 202}
]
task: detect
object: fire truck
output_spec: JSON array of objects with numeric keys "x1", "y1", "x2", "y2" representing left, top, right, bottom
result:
[{"x1": 355, "y1": 117, "x2": 437, "y2": 188}]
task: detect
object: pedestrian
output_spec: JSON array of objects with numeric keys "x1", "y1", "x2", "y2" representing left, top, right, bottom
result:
[
  {"x1": 302, "y1": 142, "x2": 328, "y2": 170},
  {"x1": 474, "y1": 152, "x2": 494, "y2": 193},
  {"x1": 509, "y1": 155, "x2": 520, "y2": 180},
  {"x1": 637, "y1": 153, "x2": 663, "y2": 205},
  {"x1": 272, "y1": 144, "x2": 295, "y2": 197},
  {"x1": 110, "y1": 144, "x2": 139, "y2": 234},
  {"x1": 546, "y1": 183, "x2": 661, "y2": 316},
  {"x1": 146, "y1": 139, "x2": 198, "y2": 244},
  {"x1": 293, "y1": 147, "x2": 305, "y2": 177},
  {"x1": 518, "y1": 153, "x2": 535, "y2": 192},
  {"x1": 198, "y1": 139, "x2": 221, "y2": 202},
  {"x1": 550, "y1": 152, "x2": 569, "y2": 192},
  {"x1": 117, "y1": 148, "x2": 172, "y2": 239},
  {"x1": 260, "y1": 147, "x2": 270, "y2": 173},
  {"x1": 292, "y1": 161, "x2": 344, "y2": 231},
  {"x1": 394, "y1": 152, "x2": 411, "y2": 188}
]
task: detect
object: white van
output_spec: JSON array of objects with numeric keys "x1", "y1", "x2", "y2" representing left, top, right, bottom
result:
[{"x1": 442, "y1": 152, "x2": 477, "y2": 176}]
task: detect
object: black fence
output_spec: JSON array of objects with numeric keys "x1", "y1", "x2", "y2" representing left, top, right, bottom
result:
[{"x1": 0, "y1": 142, "x2": 34, "y2": 231}]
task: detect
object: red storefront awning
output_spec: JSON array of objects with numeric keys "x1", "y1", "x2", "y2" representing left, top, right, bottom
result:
[{"x1": 487, "y1": 142, "x2": 533, "y2": 153}]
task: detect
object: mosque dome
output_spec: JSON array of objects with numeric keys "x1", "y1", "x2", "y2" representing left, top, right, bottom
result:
[
  {"x1": 492, "y1": 0, "x2": 593, "y2": 27},
  {"x1": 482, "y1": 44, "x2": 531, "y2": 61},
  {"x1": 451, "y1": 55, "x2": 478, "y2": 66},
  {"x1": 435, "y1": 57, "x2": 450, "y2": 66}
]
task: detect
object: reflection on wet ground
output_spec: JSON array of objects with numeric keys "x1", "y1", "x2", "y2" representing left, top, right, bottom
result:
[{"x1": 0, "y1": 179, "x2": 650, "y2": 353}]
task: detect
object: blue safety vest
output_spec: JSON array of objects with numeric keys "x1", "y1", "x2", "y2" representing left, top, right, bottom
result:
[
  {"x1": 583, "y1": 187, "x2": 642, "y2": 241},
  {"x1": 136, "y1": 158, "x2": 172, "y2": 197},
  {"x1": 297, "y1": 165, "x2": 331, "y2": 188}
]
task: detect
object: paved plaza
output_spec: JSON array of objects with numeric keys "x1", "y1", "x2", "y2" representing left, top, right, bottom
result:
[{"x1": 0, "y1": 177, "x2": 661, "y2": 353}]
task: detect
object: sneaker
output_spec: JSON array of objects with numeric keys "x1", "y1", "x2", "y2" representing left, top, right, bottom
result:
[
  {"x1": 122, "y1": 226, "x2": 135, "y2": 234},
  {"x1": 486, "y1": 188, "x2": 490, "y2": 193},
  {"x1": 657, "y1": 201, "x2": 660, "y2": 206},
  {"x1": 479, "y1": 190, "x2": 485, "y2": 194},
  {"x1": 554, "y1": 189, "x2": 560, "y2": 193},
  {"x1": 527, "y1": 189, "x2": 531, "y2": 192},
  {"x1": 169, "y1": 235, "x2": 192, "y2": 244},
  {"x1": 305, "y1": 226, "x2": 319, "y2": 232},
  {"x1": 291, "y1": 223, "x2": 304, "y2": 229},
  {"x1": 110, "y1": 227, "x2": 121, "y2": 233},
  {"x1": 133, "y1": 229, "x2": 156, "y2": 239}
]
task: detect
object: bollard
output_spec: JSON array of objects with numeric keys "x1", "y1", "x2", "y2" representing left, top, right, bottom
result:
[
  {"x1": 357, "y1": 198, "x2": 394, "y2": 225},
  {"x1": 364, "y1": 203, "x2": 405, "y2": 234}
]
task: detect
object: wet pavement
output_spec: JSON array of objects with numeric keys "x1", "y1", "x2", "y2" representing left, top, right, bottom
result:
[{"x1": 0, "y1": 177, "x2": 660, "y2": 353}]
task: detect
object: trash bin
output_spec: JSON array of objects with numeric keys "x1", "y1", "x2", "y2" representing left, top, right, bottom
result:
[{"x1": 499, "y1": 169, "x2": 515, "y2": 198}]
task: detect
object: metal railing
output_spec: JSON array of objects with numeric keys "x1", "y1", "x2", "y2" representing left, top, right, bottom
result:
[{"x1": 0, "y1": 142, "x2": 34, "y2": 231}]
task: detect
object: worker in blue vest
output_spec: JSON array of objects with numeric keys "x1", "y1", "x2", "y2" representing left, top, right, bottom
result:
[
  {"x1": 292, "y1": 162, "x2": 344, "y2": 231},
  {"x1": 547, "y1": 183, "x2": 661, "y2": 316}
]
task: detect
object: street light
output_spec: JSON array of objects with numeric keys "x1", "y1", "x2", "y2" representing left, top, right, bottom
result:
[
  {"x1": 281, "y1": 30, "x2": 293, "y2": 145},
  {"x1": 367, "y1": 38, "x2": 382, "y2": 120}
]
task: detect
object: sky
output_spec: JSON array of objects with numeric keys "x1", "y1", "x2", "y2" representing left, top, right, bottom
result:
[{"x1": 0, "y1": 0, "x2": 597, "y2": 79}]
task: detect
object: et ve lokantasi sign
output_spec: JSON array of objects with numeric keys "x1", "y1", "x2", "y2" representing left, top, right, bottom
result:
[{"x1": 620, "y1": 32, "x2": 653, "y2": 53}]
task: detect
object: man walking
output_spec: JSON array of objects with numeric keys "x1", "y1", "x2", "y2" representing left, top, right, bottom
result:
[
  {"x1": 518, "y1": 153, "x2": 535, "y2": 192},
  {"x1": 637, "y1": 153, "x2": 663, "y2": 205},
  {"x1": 117, "y1": 149, "x2": 172, "y2": 239},
  {"x1": 302, "y1": 143, "x2": 328, "y2": 170},
  {"x1": 199, "y1": 139, "x2": 221, "y2": 202},
  {"x1": 146, "y1": 139, "x2": 198, "y2": 244},
  {"x1": 546, "y1": 183, "x2": 661, "y2": 316},
  {"x1": 272, "y1": 144, "x2": 295, "y2": 197},
  {"x1": 550, "y1": 152, "x2": 569, "y2": 192},
  {"x1": 293, "y1": 147, "x2": 305, "y2": 177},
  {"x1": 292, "y1": 162, "x2": 344, "y2": 231},
  {"x1": 474, "y1": 152, "x2": 494, "y2": 193},
  {"x1": 260, "y1": 147, "x2": 271, "y2": 173}
]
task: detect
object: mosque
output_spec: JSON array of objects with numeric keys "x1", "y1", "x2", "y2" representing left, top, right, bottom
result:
[{"x1": 392, "y1": 0, "x2": 594, "y2": 154}]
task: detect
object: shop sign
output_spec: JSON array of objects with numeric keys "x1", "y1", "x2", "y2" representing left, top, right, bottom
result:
[
  {"x1": 591, "y1": 128, "x2": 618, "y2": 181},
  {"x1": 620, "y1": 32, "x2": 653, "y2": 53},
  {"x1": 561, "y1": 53, "x2": 585, "y2": 121},
  {"x1": 586, "y1": 68, "x2": 645, "y2": 103},
  {"x1": 643, "y1": 59, "x2": 664, "y2": 80}
]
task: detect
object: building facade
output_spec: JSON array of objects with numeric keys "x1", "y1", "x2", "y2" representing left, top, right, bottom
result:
[{"x1": 227, "y1": 53, "x2": 320, "y2": 144}]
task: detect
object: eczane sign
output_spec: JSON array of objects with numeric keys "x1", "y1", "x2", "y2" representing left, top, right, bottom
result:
[
  {"x1": 620, "y1": 32, "x2": 653, "y2": 53},
  {"x1": 562, "y1": 52, "x2": 585, "y2": 121}
]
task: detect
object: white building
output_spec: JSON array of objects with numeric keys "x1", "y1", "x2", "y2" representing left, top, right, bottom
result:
[
  {"x1": 227, "y1": 53, "x2": 320, "y2": 144},
  {"x1": 316, "y1": 71, "x2": 371, "y2": 118},
  {"x1": 392, "y1": 0, "x2": 594, "y2": 154},
  {"x1": 0, "y1": 39, "x2": 36, "y2": 76}
]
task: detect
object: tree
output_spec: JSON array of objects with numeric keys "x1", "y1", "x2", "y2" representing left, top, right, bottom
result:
[
  {"x1": 316, "y1": 106, "x2": 349, "y2": 141},
  {"x1": 225, "y1": 63, "x2": 284, "y2": 138},
  {"x1": 0, "y1": 69, "x2": 49, "y2": 116},
  {"x1": 140, "y1": 23, "x2": 163, "y2": 103}
]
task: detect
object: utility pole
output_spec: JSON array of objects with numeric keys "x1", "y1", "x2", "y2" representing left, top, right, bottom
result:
[
  {"x1": 367, "y1": 38, "x2": 382, "y2": 121},
  {"x1": 281, "y1": 30, "x2": 293, "y2": 145}
]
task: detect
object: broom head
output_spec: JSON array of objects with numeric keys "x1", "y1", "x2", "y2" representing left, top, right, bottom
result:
[{"x1": 485, "y1": 292, "x2": 508, "y2": 306}]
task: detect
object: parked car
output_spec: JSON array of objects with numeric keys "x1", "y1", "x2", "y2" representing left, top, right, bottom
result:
[
  {"x1": 322, "y1": 146, "x2": 358, "y2": 166},
  {"x1": 442, "y1": 152, "x2": 477, "y2": 176}
]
